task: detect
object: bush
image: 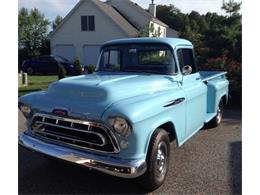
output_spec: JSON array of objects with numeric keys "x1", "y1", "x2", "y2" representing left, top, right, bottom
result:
[
  {"x1": 73, "y1": 57, "x2": 82, "y2": 75},
  {"x1": 200, "y1": 56, "x2": 242, "y2": 108},
  {"x1": 87, "y1": 64, "x2": 96, "y2": 74},
  {"x1": 58, "y1": 63, "x2": 67, "y2": 80}
]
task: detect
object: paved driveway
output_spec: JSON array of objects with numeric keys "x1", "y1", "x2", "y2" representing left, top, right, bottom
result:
[{"x1": 18, "y1": 109, "x2": 241, "y2": 194}]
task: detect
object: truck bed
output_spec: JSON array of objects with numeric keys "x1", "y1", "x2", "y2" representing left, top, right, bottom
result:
[
  {"x1": 199, "y1": 71, "x2": 227, "y2": 82},
  {"x1": 199, "y1": 71, "x2": 229, "y2": 122}
]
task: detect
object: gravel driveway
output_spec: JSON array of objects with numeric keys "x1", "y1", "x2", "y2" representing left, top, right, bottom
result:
[{"x1": 18, "y1": 109, "x2": 241, "y2": 194}]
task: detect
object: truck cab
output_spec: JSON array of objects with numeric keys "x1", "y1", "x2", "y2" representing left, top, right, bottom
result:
[{"x1": 19, "y1": 38, "x2": 229, "y2": 190}]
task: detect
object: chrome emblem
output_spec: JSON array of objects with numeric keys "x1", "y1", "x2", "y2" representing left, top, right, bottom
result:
[{"x1": 53, "y1": 109, "x2": 67, "y2": 117}]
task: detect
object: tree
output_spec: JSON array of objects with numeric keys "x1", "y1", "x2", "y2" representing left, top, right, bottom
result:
[
  {"x1": 222, "y1": 0, "x2": 242, "y2": 16},
  {"x1": 58, "y1": 63, "x2": 67, "y2": 80},
  {"x1": 156, "y1": 5, "x2": 186, "y2": 32},
  {"x1": 180, "y1": 15, "x2": 203, "y2": 48},
  {"x1": 73, "y1": 57, "x2": 82, "y2": 75},
  {"x1": 52, "y1": 15, "x2": 63, "y2": 31},
  {"x1": 155, "y1": 3, "x2": 241, "y2": 106},
  {"x1": 18, "y1": 7, "x2": 49, "y2": 63}
]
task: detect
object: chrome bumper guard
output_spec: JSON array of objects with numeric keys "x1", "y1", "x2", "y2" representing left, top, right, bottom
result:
[{"x1": 19, "y1": 133, "x2": 147, "y2": 178}]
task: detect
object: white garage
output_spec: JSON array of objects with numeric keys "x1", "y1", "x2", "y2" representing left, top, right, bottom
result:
[
  {"x1": 53, "y1": 45, "x2": 76, "y2": 62},
  {"x1": 82, "y1": 45, "x2": 101, "y2": 66}
]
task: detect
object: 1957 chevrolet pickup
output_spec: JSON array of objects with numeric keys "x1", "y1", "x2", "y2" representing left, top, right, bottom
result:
[{"x1": 19, "y1": 38, "x2": 229, "y2": 190}]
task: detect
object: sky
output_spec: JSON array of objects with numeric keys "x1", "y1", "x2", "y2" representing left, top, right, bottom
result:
[{"x1": 18, "y1": 0, "x2": 242, "y2": 22}]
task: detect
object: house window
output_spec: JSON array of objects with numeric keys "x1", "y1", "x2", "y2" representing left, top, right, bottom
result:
[{"x1": 81, "y1": 16, "x2": 95, "y2": 31}]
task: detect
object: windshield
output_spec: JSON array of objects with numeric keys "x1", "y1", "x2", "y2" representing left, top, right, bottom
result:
[{"x1": 97, "y1": 44, "x2": 177, "y2": 74}]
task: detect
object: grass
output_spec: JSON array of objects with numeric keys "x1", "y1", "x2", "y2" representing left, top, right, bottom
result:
[{"x1": 19, "y1": 75, "x2": 58, "y2": 97}]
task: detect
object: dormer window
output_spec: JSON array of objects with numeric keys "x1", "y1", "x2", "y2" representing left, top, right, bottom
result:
[{"x1": 81, "y1": 16, "x2": 95, "y2": 31}]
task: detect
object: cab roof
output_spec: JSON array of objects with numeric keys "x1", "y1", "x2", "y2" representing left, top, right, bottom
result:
[{"x1": 102, "y1": 37, "x2": 193, "y2": 49}]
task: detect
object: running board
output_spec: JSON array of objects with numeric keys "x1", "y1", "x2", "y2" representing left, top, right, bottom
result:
[{"x1": 205, "y1": 113, "x2": 217, "y2": 123}]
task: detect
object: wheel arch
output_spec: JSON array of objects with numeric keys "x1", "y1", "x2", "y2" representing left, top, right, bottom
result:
[
  {"x1": 145, "y1": 121, "x2": 179, "y2": 157},
  {"x1": 221, "y1": 94, "x2": 228, "y2": 105},
  {"x1": 215, "y1": 93, "x2": 228, "y2": 112}
]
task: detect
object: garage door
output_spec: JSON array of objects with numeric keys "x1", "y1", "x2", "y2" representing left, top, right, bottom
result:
[
  {"x1": 53, "y1": 45, "x2": 76, "y2": 62},
  {"x1": 83, "y1": 45, "x2": 101, "y2": 66}
]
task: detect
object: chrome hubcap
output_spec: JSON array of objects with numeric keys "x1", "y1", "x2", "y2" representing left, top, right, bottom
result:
[
  {"x1": 156, "y1": 142, "x2": 167, "y2": 175},
  {"x1": 216, "y1": 104, "x2": 223, "y2": 123}
]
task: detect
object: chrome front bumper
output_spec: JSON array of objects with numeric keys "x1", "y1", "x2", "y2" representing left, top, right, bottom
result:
[{"x1": 19, "y1": 133, "x2": 147, "y2": 178}]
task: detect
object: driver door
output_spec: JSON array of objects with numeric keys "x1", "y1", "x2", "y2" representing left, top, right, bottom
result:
[{"x1": 176, "y1": 47, "x2": 207, "y2": 137}]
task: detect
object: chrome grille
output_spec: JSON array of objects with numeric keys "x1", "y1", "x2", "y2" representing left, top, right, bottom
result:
[{"x1": 30, "y1": 113, "x2": 120, "y2": 153}]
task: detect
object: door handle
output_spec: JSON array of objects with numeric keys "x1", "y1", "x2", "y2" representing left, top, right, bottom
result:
[{"x1": 195, "y1": 77, "x2": 200, "y2": 80}]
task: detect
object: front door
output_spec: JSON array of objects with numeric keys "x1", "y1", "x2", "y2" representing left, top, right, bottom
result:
[{"x1": 176, "y1": 47, "x2": 207, "y2": 137}]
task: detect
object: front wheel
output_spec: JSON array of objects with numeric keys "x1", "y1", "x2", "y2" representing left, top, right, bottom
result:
[{"x1": 138, "y1": 128, "x2": 170, "y2": 191}]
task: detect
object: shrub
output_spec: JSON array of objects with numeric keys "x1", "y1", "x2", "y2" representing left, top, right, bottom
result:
[
  {"x1": 73, "y1": 57, "x2": 82, "y2": 75},
  {"x1": 58, "y1": 63, "x2": 67, "y2": 80},
  {"x1": 200, "y1": 56, "x2": 242, "y2": 107},
  {"x1": 87, "y1": 64, "x2": 96, "y2": 74}
]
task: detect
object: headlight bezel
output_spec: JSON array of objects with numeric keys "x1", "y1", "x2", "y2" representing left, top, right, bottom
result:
[
  {"x1": 19, "y1": 103, "x2": 32, "y2": 118},
  {"x1": 107, "y1": 116, "x2": 132, "y2": 138}
]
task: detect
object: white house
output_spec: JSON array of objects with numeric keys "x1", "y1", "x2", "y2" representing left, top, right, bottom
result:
[{"x1": 50, "y1": 0, "x2": 178, "y2": 66}]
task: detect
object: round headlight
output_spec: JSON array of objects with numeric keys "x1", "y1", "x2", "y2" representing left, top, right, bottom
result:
[
  {"x1": 108, "y1": 117, "x2": 132, "y2": 138},
  {"x1": 20, "y1": 104, "x2": 31, "y2": 118}
]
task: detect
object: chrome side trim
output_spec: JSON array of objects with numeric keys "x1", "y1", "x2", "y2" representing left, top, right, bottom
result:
[
  {"x1": 163, "y1": 97, "x2": 185, "y2": 107},
  {"x1": 19, "y1": 133, "x2": 147, "y2": 179}
]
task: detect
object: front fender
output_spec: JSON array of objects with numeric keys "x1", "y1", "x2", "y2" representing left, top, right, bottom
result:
[{"x1": 102, "y1": 87, "x2": 186, "y2": 159}]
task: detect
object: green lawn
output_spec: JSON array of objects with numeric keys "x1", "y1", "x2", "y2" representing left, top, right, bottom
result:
[{"x1": 19, "y1": 75, "x2": 58, "y2": 96}]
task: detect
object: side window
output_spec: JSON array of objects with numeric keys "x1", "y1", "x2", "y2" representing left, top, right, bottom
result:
[
  {"x1": 100, "y1": 50, "x2": 121, "y2": 71},
  {"x1": 177, "y1": 49, "x2": 196, "y2": 74}
]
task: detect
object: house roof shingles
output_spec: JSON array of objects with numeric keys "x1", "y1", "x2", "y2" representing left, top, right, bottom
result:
[
  {"x1": 107, "y1": 0, "x2": 169, "y2": 28},
  {"x1": 93, "y1": 0, "x2": 139, "y2": 37}
]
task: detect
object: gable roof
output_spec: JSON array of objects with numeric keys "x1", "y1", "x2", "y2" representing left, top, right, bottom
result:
[
  {"x1": 166, "y1": 27, "x2": 179, "y2": 37},
  {"x1": 107, "y1": 0, "x2": 168, "y2": 28},
  {"x1": 50, "y1": 0, "x2": 138, "y2": 38}
]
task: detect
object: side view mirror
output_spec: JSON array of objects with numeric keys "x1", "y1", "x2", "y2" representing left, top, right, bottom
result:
[{"x1": 182, "y1": 65, "x2": 192, "y2": 75}]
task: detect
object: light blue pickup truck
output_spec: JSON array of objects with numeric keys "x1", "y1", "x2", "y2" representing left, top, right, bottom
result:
[{"x1": 19, "y1": 38, "x2": 229, "y2": 190}]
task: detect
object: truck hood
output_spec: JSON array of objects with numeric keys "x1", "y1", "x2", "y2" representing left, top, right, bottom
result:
[{"x1": 40, "y1": 72, "x2": 176, "y2": 119}]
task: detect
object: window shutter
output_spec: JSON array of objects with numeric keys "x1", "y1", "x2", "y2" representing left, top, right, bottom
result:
[
  {"x1": 88, "y1": 16, "x2": 95, "y2": 31},
  {"x1": 81, "y1": 16, "x2": 88, "y2": 31}
]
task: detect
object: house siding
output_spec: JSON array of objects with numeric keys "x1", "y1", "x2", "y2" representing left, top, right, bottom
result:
[
  {"x1": 51, "y1": 0, "x2": 130, "y2": 66},
  {"x1": 149, "y1": 21, "x2": 166, "y2": 37}
]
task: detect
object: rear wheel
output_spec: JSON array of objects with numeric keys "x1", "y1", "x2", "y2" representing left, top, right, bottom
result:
[
  {"x1": 208, "y1": 99, "x2": 224, "y2": 127},
  {"x1": 138, "y1": 128, "x2": 170, "y2": 191}
]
